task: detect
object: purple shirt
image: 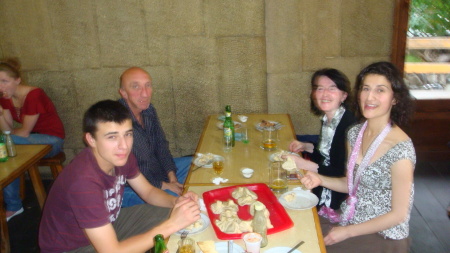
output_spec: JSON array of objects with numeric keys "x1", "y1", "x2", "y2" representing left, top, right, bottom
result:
[{"x1": 39, "y1": 148, "x2": 139, "y2": 252}]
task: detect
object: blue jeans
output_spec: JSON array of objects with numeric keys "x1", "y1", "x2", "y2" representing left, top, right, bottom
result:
[
  {"x1": 121, "y1": 156, "x2": 192, "y2": 208},
  {"x1": 3, "y1": 134, "x2": 64, "y2": 212}
]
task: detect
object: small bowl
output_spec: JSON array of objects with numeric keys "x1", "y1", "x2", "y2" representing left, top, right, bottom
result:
[
  {"x1": 238, "y1": 115, "x2": 248, "y2": 123},
  {"x1": 241, "y1": 168, "x2": 254, "y2": 178}
]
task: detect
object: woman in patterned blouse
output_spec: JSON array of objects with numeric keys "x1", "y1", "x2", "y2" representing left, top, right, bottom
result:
[{"x1": 301, "y1": 62, "x2": 415, "y2": 253}]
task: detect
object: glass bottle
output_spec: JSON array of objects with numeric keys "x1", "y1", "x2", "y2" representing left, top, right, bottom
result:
[
  {"x1": 4, "y1": 131, "x2": 17, "y2": 157},
  {"x1": 223, "y1": 105, "x2": 235, "y2": 147},
  {"x1": 252, "y1": 202, "x2": 268, "y2": 247},
  {"x1": 154, "y1": 234, "x2": 169, "y2": 253},
  {"x1": 0, "y1": 134, "x2": 8, "y2": 162}
]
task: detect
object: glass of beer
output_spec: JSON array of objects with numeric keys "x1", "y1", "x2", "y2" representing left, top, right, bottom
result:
[
  {"x1": 261, "y1": 128, "x2": 278, "y2": 151},
  {"x1": 212, "y1": 156, "x2": 224, "y2": 176},
  {"x1": 178, "y1": 237, "x2": 196, "y2": 253},
  {"x1": 269, "y1": 161, "x2": 288, "y2": 193}
]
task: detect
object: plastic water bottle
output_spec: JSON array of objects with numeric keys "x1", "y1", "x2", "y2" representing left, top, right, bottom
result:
[{"x1": 4, "y1": 131, "x2": 16, "y2": 157}]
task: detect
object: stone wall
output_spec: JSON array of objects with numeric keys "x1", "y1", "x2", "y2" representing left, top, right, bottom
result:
[{"x1": 0, "y1": 0, "x2": 394, "y2": 163}]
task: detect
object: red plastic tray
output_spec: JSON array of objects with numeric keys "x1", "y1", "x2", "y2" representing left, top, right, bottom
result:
[{"x1": 202, "y1": 183, "x2": 293, "y2": 240}]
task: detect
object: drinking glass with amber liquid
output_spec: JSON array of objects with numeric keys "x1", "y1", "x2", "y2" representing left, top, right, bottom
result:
[
  {"x1": 212, "y1": 156, "x2": 224, "y2": 175},
  {"x1": 269, "y1": 161, "x2": 288, "y2": 193},
  {"x1": 261, "y1": 128, "x2": 278, "y2": 151},
  {"x1": 178, "y1": 237, "x2": 196, "y2": 253}
]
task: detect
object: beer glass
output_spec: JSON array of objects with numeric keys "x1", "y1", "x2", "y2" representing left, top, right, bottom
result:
[
  {"x1": 178, "y1": 237, "x2": 196, "y2": 253},
  {"x1": 269, "y1": 161, "x2": 288, "y2": 193},
  {"x1": 212, "y1": 156, "x2": 224, "y2": 175},
  {"x1": 261, "y1": 128, "x2": 277, "y2": 151}
]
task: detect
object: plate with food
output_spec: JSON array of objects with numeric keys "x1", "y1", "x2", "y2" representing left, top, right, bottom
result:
[
  {"x1": 269, "y1": 150, "x2": 301, "y2": 162},
  {"x1": 175, "y1": 213, "x2": 210, "y2": 235},
  {"x1": 203, "y1": 183, "x2": 293, "y2": 240},
  {"x1": 216, "y1": 121, "x2": 242, "y2": 130},
  {"x1": 255, "y1": 120, "x2": 283, "y2": 131},
  {"x1": 265, "y1": 247, "x2": 302, "y2": 253},
  {"x1": 278, "y1": 190, "x2": 319, "y2": 210},
  {"x1": 193, "y1": 153, "x2": 222, "y2": 169},
  {"x1": 197, "y1": 241, "x2": 244, "y2": 253}
]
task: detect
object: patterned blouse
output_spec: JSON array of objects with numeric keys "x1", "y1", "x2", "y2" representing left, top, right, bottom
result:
[{"x1": 340, "y1": 123, "x2": 416, "y2": 240}]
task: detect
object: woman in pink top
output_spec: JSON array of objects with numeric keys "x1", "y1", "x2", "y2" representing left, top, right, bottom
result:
[{"x1": 0, "y1": 57, "x2": 65, "y2": 222}]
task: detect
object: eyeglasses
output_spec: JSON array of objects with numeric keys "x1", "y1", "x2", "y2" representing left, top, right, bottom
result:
[{"x1": 313, "y1": 86, "x2": 339, "y2": 93}]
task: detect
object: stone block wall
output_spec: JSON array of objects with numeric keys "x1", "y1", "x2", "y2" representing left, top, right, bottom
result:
[{"x1": 0, "y1": 0, "x2": 395, "y2": 163}]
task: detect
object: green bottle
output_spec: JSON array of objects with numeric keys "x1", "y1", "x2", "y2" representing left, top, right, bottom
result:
[
  {"x1": 153, "y1": 234, "x2": 169, "y2": 253},
  {"x1": 223, "y1": 105, "x2": 235, "y2": 147},
  {"x1": 0, "y1": 134, "x2": 8, "y2": 162}
]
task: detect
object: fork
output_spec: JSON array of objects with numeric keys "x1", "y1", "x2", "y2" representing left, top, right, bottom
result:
[{"x1": 176, "y1": 231, "x2": 189, "y2": 253}]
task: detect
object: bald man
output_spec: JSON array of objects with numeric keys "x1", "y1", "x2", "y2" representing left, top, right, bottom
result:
[{"x1": 119, "y1": 67, "x2": 192, "y2": 206}]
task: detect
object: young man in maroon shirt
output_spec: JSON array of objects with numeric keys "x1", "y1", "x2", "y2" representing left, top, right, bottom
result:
[{"x1": 39, "y1": 100, "x2": 200, "y2": 253}]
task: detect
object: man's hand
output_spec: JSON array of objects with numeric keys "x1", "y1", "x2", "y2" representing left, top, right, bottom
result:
[
  {"x1": 178, "y1": 191, "x2": 199, "y2": 203},
  {"x1": 300, "y1": 171, "x2": 322, "y2": 190},
  {"x1": 162, "y1": 181, "x2": 183, "y2": 195},
  {"x1": 169, "y1": 197, "x2": 201, "y2": 230},
  {"x1": 324, "y1": 226, "x2": 351, "y2": 245}
]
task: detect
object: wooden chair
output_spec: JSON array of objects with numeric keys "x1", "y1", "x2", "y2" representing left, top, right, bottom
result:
[
  {"x1": 38, "y1": 152, "x2": 66, "y2": 179},
  {"x1": 19, "y1": 151, "x2": 66, "y2": 199}
]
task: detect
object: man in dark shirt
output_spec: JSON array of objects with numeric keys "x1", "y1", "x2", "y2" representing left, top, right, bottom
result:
[
  {"x1": 39, "y1": 100, "x2": 200, "y2": 252},
  {"x1": 119, "y1": 67, "x2": 192, "y2": 207}
]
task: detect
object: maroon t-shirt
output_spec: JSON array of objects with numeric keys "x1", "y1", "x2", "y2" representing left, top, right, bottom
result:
[
  {"x1": 0, "y1": 88, "x2": 65, "y2": 139},
  {"x1": 39, "y1": 148, "x2": 140, "y2": 252}
]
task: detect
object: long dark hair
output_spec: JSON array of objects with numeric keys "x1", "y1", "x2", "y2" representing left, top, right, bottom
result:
[
  {"x1": 310, "y1": 68, "x2": 352, "y2": 115},
  {"x1": 353, "y1": 61, "x2": 414, "y2": 126}
]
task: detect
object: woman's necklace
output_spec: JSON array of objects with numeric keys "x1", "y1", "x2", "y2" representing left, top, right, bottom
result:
[
  {"x1": 361, "y1": 128, "x2": 383, "y2": 157},
  {"x1": 12, "y1": 95, "x2": 23, "y2": 119},
  {"x1": 340, "y1": 120, "x2": 392, "y2": 225}
]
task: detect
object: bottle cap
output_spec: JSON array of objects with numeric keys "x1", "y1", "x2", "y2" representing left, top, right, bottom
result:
[{"x1": 254, "y1": 201, "x2": 265, "y2": 211}]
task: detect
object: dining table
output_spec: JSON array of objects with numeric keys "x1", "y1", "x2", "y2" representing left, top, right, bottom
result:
[
  {"x1": 0, "y1": 144, "x2": 51, "y2": 253},
  {"x1": 186, "y1": 114, "x2": 301, "y2": 186},
  {"x1": 170, "y1": 114, "x2": 326, "y2": 253}
]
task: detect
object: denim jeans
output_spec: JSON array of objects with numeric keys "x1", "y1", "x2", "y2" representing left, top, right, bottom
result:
[
  {"x1": 3, "y1": 134, "x2": 64, "y2": 212},
  {"x1": 121, "y1": 156, "x2": 193, "y2": 208}
]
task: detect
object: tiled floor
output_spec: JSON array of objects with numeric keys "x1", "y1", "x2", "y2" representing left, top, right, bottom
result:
[{"x1": 7, "y1": 160, "x2": 450, "y2": 252}]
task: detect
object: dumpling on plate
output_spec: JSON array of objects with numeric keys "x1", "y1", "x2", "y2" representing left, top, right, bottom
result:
[
  {"x1": 237, "y1": 195, "x2": 257, "y2": 206},
  {"x1": 215, "y1": 218, "x2": 241, "y2": 233},
  {"x1": 239, "y1": 220, "x2": 253, "y2": 233},
  {"x1": 185, "y1": 219, "x2": 203, "y2": 230},
  {"x1": 282, "y1": 157, "x2": 297, "y2": 171},
  {"x1": 211, "y1": 200, "x2": 224, "y2": 214}
]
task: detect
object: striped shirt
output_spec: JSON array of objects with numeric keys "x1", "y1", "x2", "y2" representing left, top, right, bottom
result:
[{"x1": 119, "y1": 99, "x2": 177, "y2": 188}]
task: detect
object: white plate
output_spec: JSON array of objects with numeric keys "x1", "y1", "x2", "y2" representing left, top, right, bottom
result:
[
  {"x1": 265, "y1": 246, "x2": 302, "y2": 253},
  {"x1": 175, "y1": 213, "x2": 210, "y2": 235},
  {"x1": 216, "y1": 121, "x2": 242, "y2": 130},
  {"x1": 199, "y1": 242, "x2": 244, "y2": 253},
  {"x1": 255, "y1": 120, "x2": 283, "y2": 131},
  {"x1": 278, "y1": 190, "x2": 319, "y2": 210},
  {"x1": 193, "y1": 154, "x2": 222, "y2": 169},
  {"x1": 269, "y1": 151, "x2": 300, "y2": 162}
]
